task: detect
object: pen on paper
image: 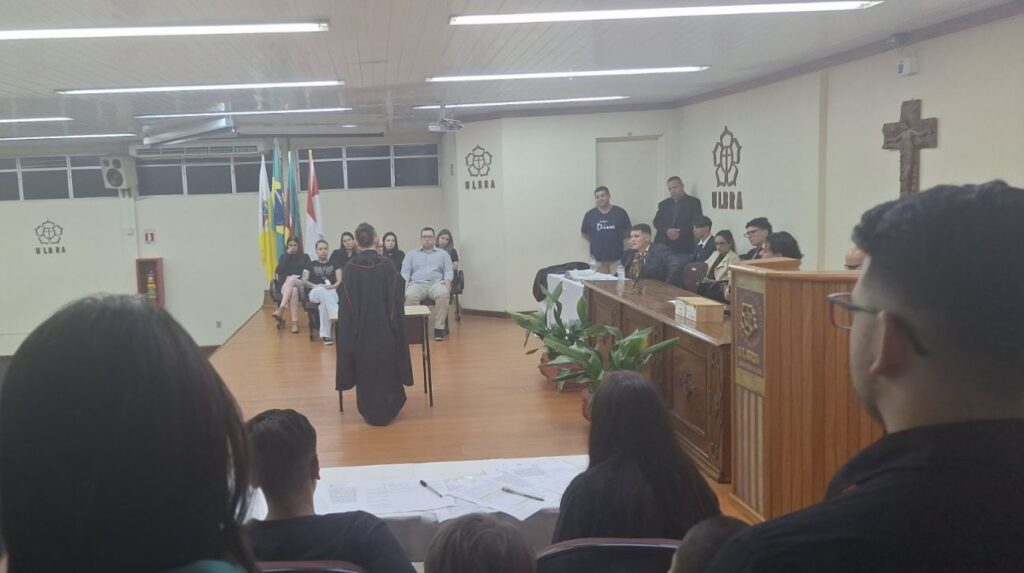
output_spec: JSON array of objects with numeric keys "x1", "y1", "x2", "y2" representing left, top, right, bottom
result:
[
  {"x1": 501, "y1": 486, "x2": 544, "y2": 501},
  {"x1": 419, "y1": 479, "x2": 444, "y2": 498}
]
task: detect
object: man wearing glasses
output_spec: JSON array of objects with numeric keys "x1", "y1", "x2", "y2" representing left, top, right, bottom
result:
[
  {"x1": 708, "y1": 181, "x2": 1024, "y2": 573},
  {"x1": 401, "y1": 226, "x2": 454, "y2": 341},
  {"x1": 739, "y1": 217, "x2": 772, "y2": 260}
]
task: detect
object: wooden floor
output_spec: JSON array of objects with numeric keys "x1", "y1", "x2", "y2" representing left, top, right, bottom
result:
[{"x1": 212, "y1": 306, "x2": 743, "y2": 518}]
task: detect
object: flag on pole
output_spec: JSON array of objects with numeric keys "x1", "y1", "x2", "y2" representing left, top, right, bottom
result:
[
  {"x1": 304, "y1": 149, "x2": 325, "y2": 256},
  {"x1": 286, "y1": 149, "x2": 303, "y2": 245},
  {"x1": 271, "y1": 140, "x2": 286, "y2": 256},
  {"x1": 257, "y1": 155, "x2": 277, "y2": 281}
]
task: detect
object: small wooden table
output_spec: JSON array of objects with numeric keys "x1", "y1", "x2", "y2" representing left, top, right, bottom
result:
[{"x1": 330, "y1": 305, "x2": 435, "y2": 409}]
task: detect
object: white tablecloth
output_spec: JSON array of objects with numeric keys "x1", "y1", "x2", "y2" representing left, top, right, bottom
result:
[
  {"x1": 544, "y1": 273, "x2": 618, "y2": 323},
  {"x1": 249, "y1": 455, "x2": 587, "y2": 561}
]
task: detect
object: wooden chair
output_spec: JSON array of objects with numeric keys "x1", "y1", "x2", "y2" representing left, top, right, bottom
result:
[
  {"x1": 258, "y1": 561, "x2": 366, "y2": 573},
  {"x1": 536, "y1": 538, "x2": 680, "y2": 573}
]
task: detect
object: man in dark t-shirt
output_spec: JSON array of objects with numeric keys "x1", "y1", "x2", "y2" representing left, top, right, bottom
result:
[
  {"x1": 581, "y1": 186, "x2": 631, "y2": 274},
  {"x1": 245, "y1": 409, "x2": 415, "y2": 573}
]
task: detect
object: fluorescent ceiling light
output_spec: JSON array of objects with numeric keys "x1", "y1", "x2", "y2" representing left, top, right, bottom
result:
[
  {"x1": 415, "y1": 96, "x2": 629, "y2": 110},
  {"x1": 136, "y1": 107, "x2": 352, "y2": 119},
  {"x1": 450, "y1": 2, "x2": 884, "y2": 25},
  {"x1": 341, "y1": 124, "x2": 359, "y2": 128},
  {"x1": 0, "y1": 133, "x2": 135, "y2": 142},
  {"x1": 0, "y1": 22, "x2": 329, "y2": 41},
  {"x1": 427, "y1": 66, "x2": 708, "y2": 82},
  {"x1": 0, "y1": 116, "x2": 72, "y2": 124},
  {"x1": 58, "y1": 80, "x2": 344, "y2": 95}
]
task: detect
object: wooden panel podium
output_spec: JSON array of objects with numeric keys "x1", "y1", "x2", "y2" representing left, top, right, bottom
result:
[{"x1": 728, "y1": 260, "x2": 884, "y2": 522}]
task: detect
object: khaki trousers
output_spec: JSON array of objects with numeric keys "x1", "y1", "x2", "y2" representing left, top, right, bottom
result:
[{"x1": 405, "y1": 281, "x2": 450, "y2": 331}]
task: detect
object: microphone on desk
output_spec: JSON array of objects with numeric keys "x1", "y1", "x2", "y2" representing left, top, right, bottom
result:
[{"x1": 419, "y1": 479, "x2": 444, "y2": 498}]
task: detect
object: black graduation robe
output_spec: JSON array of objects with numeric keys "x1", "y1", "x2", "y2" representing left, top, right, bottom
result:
[{"x1": 335, "y1": 250, "x2": 414, "y2": 426}]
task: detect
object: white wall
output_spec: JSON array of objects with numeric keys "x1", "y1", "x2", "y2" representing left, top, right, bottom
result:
[
  {"x1": 677, "y1": 73, "x2": 825, "y2": 268},
  {"x1": 448, "y1": 110, "x2": 681, "y2": 312},
  {"x1": 1, "y1": 180, "x2": 446, "y2": 355},
  {"x1": 822, "y1": 14, "x2": 1024, "y2": 264}
]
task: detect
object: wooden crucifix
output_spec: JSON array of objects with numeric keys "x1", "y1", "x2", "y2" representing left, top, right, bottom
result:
[{"x1": 883, "y1": 99, "x2": 938, "y2": 196}]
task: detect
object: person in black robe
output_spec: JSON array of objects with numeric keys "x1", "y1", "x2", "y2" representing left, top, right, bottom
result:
[{"x1": 336, "y1": 223, "x2": 414, "y2": 426}]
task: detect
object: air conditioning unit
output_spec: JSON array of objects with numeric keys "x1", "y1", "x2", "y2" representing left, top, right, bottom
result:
[
  {"x1": 101, "y1": 156, "x2": 137, "y2": 190},
  {"x1": 129, "y1": 140, "x2": 268, "y2": 159}
]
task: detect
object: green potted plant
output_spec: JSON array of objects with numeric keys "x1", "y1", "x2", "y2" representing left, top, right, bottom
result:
[
  {"x1": 508, "y1": 283, "x2": 591, "y2": 384},
  {"x1": 542, "y1": 326, "x2": 679, "y2": 419}
]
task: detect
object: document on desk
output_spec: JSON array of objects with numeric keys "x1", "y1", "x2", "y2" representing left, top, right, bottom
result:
[
  {"x1": 325, "y1": 480, "x2": 454, "y2": 515},
  {"x1": 496, "y1": 459, "x2": 581, "y2": 497},
  {"x1": 444, "y1": 474, "x2": 548, "y2": 521}
]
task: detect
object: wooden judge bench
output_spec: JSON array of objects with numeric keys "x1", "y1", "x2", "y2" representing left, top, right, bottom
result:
[
  {"x1": 585, "y1": 261, "x2": 884, "y2": 522},
  {"x1": 585, "y1": 280, "x2": 732, "y2": 482}
]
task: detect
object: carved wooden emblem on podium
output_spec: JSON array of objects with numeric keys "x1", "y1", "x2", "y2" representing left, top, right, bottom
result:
[{"x1": 883, "y1": 100, "x2": 937, "y2": 196}]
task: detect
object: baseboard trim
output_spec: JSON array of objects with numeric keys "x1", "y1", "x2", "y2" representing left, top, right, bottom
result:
[{"x1": 461, "y1": 308, "x2": 534, "y2": 319}]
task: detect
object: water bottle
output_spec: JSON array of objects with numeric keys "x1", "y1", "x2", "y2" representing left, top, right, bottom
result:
[
  {"x1": 617, "y1": 264, "x2": 625, "y2": 280},
  {"x1": 589, "y1": 256, "x2": 596, "y2": 271}
]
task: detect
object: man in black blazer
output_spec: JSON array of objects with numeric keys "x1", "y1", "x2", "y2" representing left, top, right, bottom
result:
[
  {"x1": 740, "y1": 217, "x2": 772, "y2": 260},
  {"x1": 691, "y1": 216, "x2": 715, "y2": 263},
  {"x1": 621, "y1": 224, "x2": 679, "y2": 283},
  {"x1": 653, "y1": 176, "x2": 703, "y2": 254}
]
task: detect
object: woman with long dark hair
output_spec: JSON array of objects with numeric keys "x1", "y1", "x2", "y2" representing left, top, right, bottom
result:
[
  {"x1": 329, "y1": 232, "x2": 357, "y2": 268},
  {"x1": 273, "y1": 236, "x2": 309, "y2": 334},
  {"x1": 0, "y1": 295, "x2": 256, "y2": 573},
  {"x1": 553, "y1": 371, "x2": 720, "y2": 542},
  {"x1": 381, "y1": 231, "x2": 405, "y2": 269},
  {"x1": 697, "y1": 230, "x2": 740, "y2": 302},
  {"x1": 436, "y1": 228, "x2": 459, "y2": 272}
]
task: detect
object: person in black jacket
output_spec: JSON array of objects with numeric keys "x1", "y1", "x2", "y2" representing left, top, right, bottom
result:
[
  {"x1": 653, "y1": 176, "x2": 703, "y2": 254},
  {"x1": 621, "y1": 224, "x2": 681, "y2": 283},
  {"x1": 690, "y1": 215, "x2": 716, "y2": 263},
  {"x1": 273, "y1": 236, "x2": 310, "y2": 334},
  {"x1": 553, "y1": 371, "x2": 720, "y2": 542},
  {"x1": 381, "y1": 231, "x2": 405, "y2": 269},
  {"x1": 739, "y1": 217, "x2": 772, "y2": 260},
  {"x1": 246, "y1": 409, "x2": 415, "y2": 572}
]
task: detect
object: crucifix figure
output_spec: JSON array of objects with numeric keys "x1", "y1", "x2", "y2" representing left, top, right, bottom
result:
[{"x1": 883, "y1": 99, "x2": 938, "y2": 196}]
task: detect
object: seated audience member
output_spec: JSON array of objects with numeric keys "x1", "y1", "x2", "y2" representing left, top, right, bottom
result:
[
  {"x1": 621, "y1": 224, "x2": 681, "y2": 283},
  {"x1": 437, "y1": 228, "x2": 461, "y2": 272},
  {"x1": 273, "y1": 236, "x2": 310, "y2": 334},
  {"x1": 581, "y1": 186, "x2": 631, "y2": 274},
  {"x1": 691, "y1": 216, "x2": 716, "y2": 263},
  {"x1": 0, "y1": 295, "x2": 257, "y2": 573},
  {"x1": 761, "y1": 231, "x2": 803, "y2": 260},
  {"x1": 425, "y1": 513, "x2": 535, "y2": 573},
  {"x1": 740, "y1": 217, "x2": 772, "y2": 260},
  {"x1": 845, "y1": 246, "x2": 865, "y2": 270},
  {"x1": 329, "y1": 231, "x2": 357, "y2": 268},
  {"x1": 697, "y1": 230, "x2": 740, "y2": 302},
  {"x1": 670, "y1": 516, "x2": 749, "y2": 573},
  {"x1": 303, "y1": 239, "x2": 342, "y2": 345},
  {"x1": 553, "y1": 371, "x2": 720, "y2": 542},
  {"x1": 382, "y1": 231, "x2": 405, "y2": 269},
  {"x1": 245, "y1": 409, "x2": 414, "y2": 572},
  {"x1": 401, "y1": 226, "x2": 454, "y2": 341},
  {"x1": 707, "y1": 181, "x2": 1024, "y2": 573}
]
